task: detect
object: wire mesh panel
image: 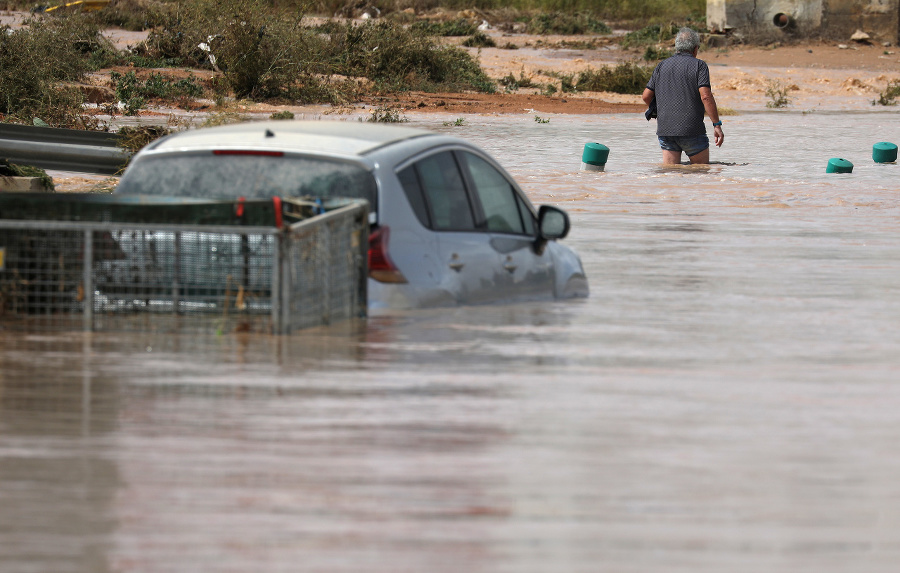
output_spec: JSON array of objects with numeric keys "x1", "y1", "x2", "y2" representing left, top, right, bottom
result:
[
  {"x1": 0, "y1": 200, "x2": 368, "y2": 334},
  {"x1": 282, "y1": 202, "x2": 368, "y2": 332},
  {"x1": 92, "y1": 226, "x2": 279, "y2": 334},
  {"x1": 0, "y1": 226, "x2": 87, "y2": 331}
]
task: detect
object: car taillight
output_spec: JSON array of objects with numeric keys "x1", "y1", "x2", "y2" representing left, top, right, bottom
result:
[{"x1": 368, "y1": 226, "x2": 407, "y2": 284}]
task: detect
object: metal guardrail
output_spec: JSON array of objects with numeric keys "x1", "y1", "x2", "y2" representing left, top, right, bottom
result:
[{"x1": 0, "y1": 123, "x2": 131, "y2": 175}]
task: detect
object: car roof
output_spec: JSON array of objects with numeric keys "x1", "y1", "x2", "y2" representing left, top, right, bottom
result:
[{"x1": 145, "y1": 120, "x2": 437, "y2": 157}]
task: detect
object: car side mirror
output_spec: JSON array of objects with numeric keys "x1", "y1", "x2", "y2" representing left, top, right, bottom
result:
[{"x1": 538, "y1": 205, "x2": 570, "y2": 240}]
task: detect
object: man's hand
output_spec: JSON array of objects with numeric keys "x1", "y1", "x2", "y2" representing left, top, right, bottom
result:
[{"x1": 713, "y1": 125, "x2": 724, "y2": 147}]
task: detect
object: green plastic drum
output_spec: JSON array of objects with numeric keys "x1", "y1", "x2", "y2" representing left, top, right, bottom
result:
[
  {"x1": 582, "y1": 143, "x2": 609, "y2": 172},
  {"x1": 873, "y1": 142, "x2": 898, "y2": 163},
  {"x1": 826, "y1": 157, "x2": 853, "y2": 174}
]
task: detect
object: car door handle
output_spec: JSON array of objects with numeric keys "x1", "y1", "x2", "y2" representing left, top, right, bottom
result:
[
  {"x1": 449, "y1": 254, "x2": 464, "y2": 272},
  {"x1": 503, "y1": 256, "x2": 517, "y2": 273}
]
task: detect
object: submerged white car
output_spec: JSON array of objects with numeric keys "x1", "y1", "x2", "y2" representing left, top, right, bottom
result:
[{"x1": 114, "y1": 120, "x2": 589, "y2": 309}]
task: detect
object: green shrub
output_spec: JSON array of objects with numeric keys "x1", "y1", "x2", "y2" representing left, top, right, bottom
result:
[
  {"x1": 129, "y1": 0, "x2": 321, "y2": 99},
  {"x1": 575, "y1": 62, "x2": 653, "y2": 94},
  {"x1": 270, "y1": 110, "x2": 295, "y2": 120},
  {"x1": 765, "y1": 80, "x2": 791, "y2": 108},
  {"x1": 873, "y1": 80, "x2": 900, "y2": 106},
  {"x1": 365, "y1": 106, "x2": 408, "y2": 123},
  {"x1": 621, "y1": 23, "x2": 681, "y2": 49},
  {"x1": 409, "y1": 19, "x2": 478, "y2": 36},
  {"x1": 462, "y1": 31, "x2": 496, "y2": 48},
  {"x1": 326, "y1": 21, "x2": 495, "y2": 93},
  {"x1": 0, "y1": 159, "x2": 54, "y2": 190},
  {"x1": 499, "y1": 70, "x2": 536, "y2": 92},
  {"x1": 94, "y1": 0, "x2": 171, "y2": 31},
  {"x1": 643, "y1": 45, "x2": 673, "y2": 60},
  {"x1": 110, "y1": 71, "x2": 205, "y2": 114},
  {"x1": 541, "y1": 70, "x2": 577, "y2": 93},
  {"x1": 131, "y1": 3, "x2": 494, "y2": 100},
  {"x1": 117, "y1": 125, "x2": 173, "y2": 154},
  {"x1": 0, "y1": 14, "x2": 108, "y2": 127},
  {"x1": 524, "y1": 12, "x2": 611, "y2": 35}
]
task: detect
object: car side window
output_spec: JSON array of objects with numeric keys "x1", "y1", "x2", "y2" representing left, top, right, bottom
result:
[
  {"x1": 406, "y1": 151, "x2": 476, "y2": 231},
  {"x1": 397, "y1": 166, "x2": 431, "y2": 228},
  {"x1": 459, "y1": 152, "x2": 532, "y2": 235}
]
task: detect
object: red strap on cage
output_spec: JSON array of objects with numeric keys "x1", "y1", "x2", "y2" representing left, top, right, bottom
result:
[
  {"x1": 272, "y1": 196, "x2": 283, "y2": 228},
  {"x1": 235, "y1": 196, "x2": 245, "y2": 218}
]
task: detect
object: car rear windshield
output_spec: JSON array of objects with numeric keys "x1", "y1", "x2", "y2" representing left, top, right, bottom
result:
[{"x1": 116, "y1": 153, "x2": 377, "y2": 206}]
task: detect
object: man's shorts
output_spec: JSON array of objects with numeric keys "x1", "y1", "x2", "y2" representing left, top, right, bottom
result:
[{"x1": 657, "y1": 134, "x2": 709, "y2": 157}]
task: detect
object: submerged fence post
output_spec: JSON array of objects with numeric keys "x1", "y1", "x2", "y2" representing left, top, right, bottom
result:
[
  {"x1": 172, "y1": 231, "x2": 181, "y2": 314},
  {"x1": 271, "y1": 232, "x2": 283, "y2": 334},
  {"x1": 82, "y1": 229, "x2": 94, "y2": 332}
]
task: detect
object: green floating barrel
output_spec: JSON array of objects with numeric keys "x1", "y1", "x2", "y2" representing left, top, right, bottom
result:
[
  {"x1": 873, "y1": 142, "x2": 898, "y2": 163},
  {"x1": 826, "y1": 157, "x2": 853, "y2": 174},
  {"x1": 581, "y1": 142, "x2": 609, "y2": 172}
]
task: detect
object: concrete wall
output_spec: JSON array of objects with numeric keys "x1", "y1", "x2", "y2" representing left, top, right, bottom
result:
[
  {"x1": 824, "y1": 0, "x2": 899, "y2": 41},
  {"x1": 707, "y1": 0, "x2": 898, "y2": 42}
]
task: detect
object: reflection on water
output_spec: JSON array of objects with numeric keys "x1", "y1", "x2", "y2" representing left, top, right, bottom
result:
[{"x1": 3, "y1": 112, "x2": 900, "y2": 572}]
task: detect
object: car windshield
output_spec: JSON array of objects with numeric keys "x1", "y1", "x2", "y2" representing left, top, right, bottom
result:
[{"x1": 116, "y1": 153, "x2": 377, "y2": 206}]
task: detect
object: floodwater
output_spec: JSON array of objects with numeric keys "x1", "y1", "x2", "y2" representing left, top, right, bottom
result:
[{"x1": 3, "y1": 111, "x2": 900, "y2": 572}]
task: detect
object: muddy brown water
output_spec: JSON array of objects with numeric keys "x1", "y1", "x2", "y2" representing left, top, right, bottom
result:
[{"x1": 3, "y1": 111, "x2": 900, "y2": 572}]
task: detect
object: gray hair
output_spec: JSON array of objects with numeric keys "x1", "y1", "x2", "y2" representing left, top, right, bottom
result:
[{"x1": 674, "y1": 27, "x2": 700, "y2": 53}]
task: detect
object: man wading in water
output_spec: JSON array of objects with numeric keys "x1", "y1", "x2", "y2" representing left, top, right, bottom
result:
[{"x1": 642, "y1": 27, "x2": 724, "y2": 164}]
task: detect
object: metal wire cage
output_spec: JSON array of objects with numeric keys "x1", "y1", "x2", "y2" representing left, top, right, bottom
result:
[{"x1": 0, "y1": 195, "x2": 368, "y2": 334}]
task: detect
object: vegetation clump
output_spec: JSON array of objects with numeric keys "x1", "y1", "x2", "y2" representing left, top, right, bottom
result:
[
  {"x1": 462, "y1": 31, "x2": 496, "y2": 48},
  {"x1": 0, "y1": 0, "x2": 712, "y2": 131},
  {"x1": 116, "y1": 125, "x2": 173, "y2": 154},
  {"x1": 523, "y1": 12, "x2": 611, "y2": 35},
  {"x1": 499, "y1": 70, "x2": 537, "y2": 92},
  {"x1": 270, "y1": 110, "x2": 295, "y2": 120},
  {"x1": 409, "y1": 18, "x2": 478, "y2": 37},
  {"x1": 111, "y1": 71, "x2": 205, "y2": 114},
  {"x1": 621, "y1": 23, "x2": 681, "y2": 49},
  {"x1": 765, "y1": 80, "x2": 792, "y2": 108},
  {"x1": 643, "y1": 46, "x2": 673, "y2": 61},
  {"x1": 873, "y1": 79, "x2": 900, "y2": 106},
  {"x1": 365, "y1": 106, "x2": 408, "y2": 123},
  {"x1": 0, "y1": 159, "x2": 54, "y2": 190},
  {"x1": 0, "y1": 15, "x2": 109, "y2": 128},
  {"x1": 576, "y1": 62, "x2": 653, "y2": 95}
]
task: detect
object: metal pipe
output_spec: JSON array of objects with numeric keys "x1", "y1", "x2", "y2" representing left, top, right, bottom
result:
[{"x1": 773, "y1": 13, "x2": 795, "y2": 29}]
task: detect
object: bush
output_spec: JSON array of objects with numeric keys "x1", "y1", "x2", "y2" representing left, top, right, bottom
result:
[
  {"x1": 499, "y1": 71, "x2": 536, "y2": 91},
  {"x1": 462, "y1": 31, "x2": 496, "y2": 48},
  {"x1": 643, "y1": 45, "x2": 673, "y2": 61},
  {"x1": 575, "y1": 62, "x2": 653, "y2": 94},
  {"x1": 873, "y1": 80, "x2": 900, "y2": 106},
  {"x1": 0, "y1": 14, "x2": 109, "y2": 128},
  {"x1": 365, "y1": 106, "x2": 408, "y2": 123},
  {"x1": 95, "y1": 0, "x2": 171, "y2": 31},
  {"x1": 409, "y1": 19, "x2": 478, "y2": 36},
  {"x1": 117, "y1": 125, "x2": 173, "y2": 154},
  {"x1": 110, "y1": 71, "x2": 205, "y2": 114},
  {"x1": 0, "y1": 159, "x2": 54, "y2": 190},
  {"x1": 326, "y1": 21, "x2": 495, "y2": 93},
  {"x1": 765, "y1": 80, "x2": 791, "y2": 108},
  {"x1": 130, "y1": 0, "x2": 321, "y2": 99},
  {"x1": 621, "y1": 23, "x2": 681, "y2": 49},
  {"x1": 524, "y1": 12, "x2": 611, "y2": 35},
  {"x1": 131, "y1": 2, "x2": 494, "y2": 100}
]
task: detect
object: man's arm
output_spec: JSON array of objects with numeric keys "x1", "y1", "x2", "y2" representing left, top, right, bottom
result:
[
  {"x1": 699, "y1": 86, "x2": 724, "y2": 147},
  {"x1": 642, "y1": 88, "x2": 655, "y2": 107}
]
